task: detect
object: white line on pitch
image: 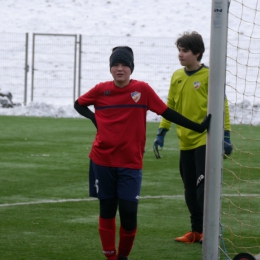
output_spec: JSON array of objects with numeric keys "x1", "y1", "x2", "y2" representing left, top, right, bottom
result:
[{"x1": 0, "y1": 194, "x2": 259, "y2": 207}]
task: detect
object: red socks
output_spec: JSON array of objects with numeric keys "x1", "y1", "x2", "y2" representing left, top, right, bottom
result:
[
  {"x1": 99, "y1": 217, "x2": 137, "y2": 259},
  {"x1": 118, "y1": 226, "x2": 137, "y2": 257},
  {"x1": 99, "y1": 217, "x2": 117, "y2": 260}
]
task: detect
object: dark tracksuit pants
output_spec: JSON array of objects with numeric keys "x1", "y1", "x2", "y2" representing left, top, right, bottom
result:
[{"x1": 179, "y1": 145, "x2": 206, "y2": 233}]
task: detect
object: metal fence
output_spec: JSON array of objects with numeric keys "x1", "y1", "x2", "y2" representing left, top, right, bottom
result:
[
  {"x1": 31, "y1": 33, "x2": 78, "y2": 105},
  {"x1": 79, "y1": 35, "x2": 183, "y2": 101},
  {"x1": 0, "y1": 33, "x2": 29, "y2": 105},
  {"x1": 1, "y1": 32, "x2": 256, "y2": 107},
  {"x1": 0, "y1": 33, "x2": 187, "y2": 106}
]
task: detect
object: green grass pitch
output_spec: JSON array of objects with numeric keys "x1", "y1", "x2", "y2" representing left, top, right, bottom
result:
[{"x1": 1, "y1": 115, "x2": 259, "y2": 260}]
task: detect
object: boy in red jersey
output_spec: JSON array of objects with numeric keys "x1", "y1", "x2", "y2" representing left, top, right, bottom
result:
[{"x1": 74, "y1": 46, "x2": 211, "y2": 260}]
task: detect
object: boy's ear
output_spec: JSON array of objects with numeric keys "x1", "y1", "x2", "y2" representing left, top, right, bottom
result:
[{"x1": 196, "y1": 52, "x2": 201, "y2": 61}]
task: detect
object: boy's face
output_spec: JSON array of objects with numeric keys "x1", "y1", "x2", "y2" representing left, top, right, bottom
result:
[
  {"x1": 178, "y1": 47, "x2": 201, "y2": 70},
  {"x1": 110, "y1": 63, "x2": 131, "y2": 87}
]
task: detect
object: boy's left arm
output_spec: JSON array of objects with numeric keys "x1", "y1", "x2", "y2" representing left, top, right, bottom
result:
[{"x1": 224, "y1": 96, "x2": 233, "y2": 156}]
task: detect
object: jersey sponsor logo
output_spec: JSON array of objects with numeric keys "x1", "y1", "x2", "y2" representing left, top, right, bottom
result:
[
  {"x1": 104, "y1": 90, "x2": 110, "y2": 96},
  {"x1": 131, "y1": 91, "x2": 141, "y2": 102},
  {"x1": 194, "y1": 81, "x2": 201, "y2": 90},
  {"x1": 178, "y1": 80, "x2": 182, "y2": 84}
]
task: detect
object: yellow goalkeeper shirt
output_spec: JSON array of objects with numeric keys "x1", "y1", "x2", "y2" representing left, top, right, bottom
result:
[{"x1": 159, "y1": 64, "x2": 231, "y2": 150}]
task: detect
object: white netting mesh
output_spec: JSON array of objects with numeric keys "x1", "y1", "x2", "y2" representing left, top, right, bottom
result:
[{"x1": 221, "y1": 0, "x2": 260, "y2": 259}]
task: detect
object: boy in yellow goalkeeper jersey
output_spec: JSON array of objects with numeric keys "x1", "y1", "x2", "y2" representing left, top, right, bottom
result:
[{"x1": 153, "y1": 31, "x2": 233, "y2": 244}]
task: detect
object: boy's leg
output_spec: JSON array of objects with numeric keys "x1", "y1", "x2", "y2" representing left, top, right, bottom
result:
[
  {"x1": 179, "y1": 149, "x2": 203, "y2": 233},
  {"x1": 193, "y1": 145, "x2": 206, "y2": 243},
  {"x1": 117, "y1": 168, "x2": 142, "y2": 257},
  {"x1": 174, "y1": 149, "x2": 204, "y2": 243},
  {"x1": 90, "y1": 161, "x2": 118, "y2": 259},
  {"x1": 194, "y1": 145, "x2": 206, "y2": 211},
  {"x1": 118, "y1": 199, "x2": 138, "y2": 257},
  {"x1": 99, "y1": 199, "x2": 118, "y2": 260}
]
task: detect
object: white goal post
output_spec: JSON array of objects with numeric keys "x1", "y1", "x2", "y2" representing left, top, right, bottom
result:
[
  {"x1": 203, "y1": 0, "x2": 229, "y2": 259},
  {"x1": 204, "y1": 0, "x2": 260, "y2": 259}
]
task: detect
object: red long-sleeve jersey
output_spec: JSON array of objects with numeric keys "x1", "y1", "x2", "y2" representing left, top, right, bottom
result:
[{"x1": 78, "y1": 79, "x2": 167, "y2": 169}]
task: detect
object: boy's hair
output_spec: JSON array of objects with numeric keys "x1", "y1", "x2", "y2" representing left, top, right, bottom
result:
[{"x1": 175, "y1": 31, "x2": 205, "y2": 61}]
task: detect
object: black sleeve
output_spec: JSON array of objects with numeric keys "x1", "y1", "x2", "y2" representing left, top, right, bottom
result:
[
  {"x1": 161, "y1": 107, "x2": 210, "y2": 133},
  {"x1": 74, "y1": 100, "x2": 97, "y2": 129}
]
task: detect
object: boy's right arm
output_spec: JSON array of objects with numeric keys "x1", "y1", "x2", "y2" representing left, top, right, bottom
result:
[{"x1": 153, "y1": 108, "x2": 211, "y2": 159}]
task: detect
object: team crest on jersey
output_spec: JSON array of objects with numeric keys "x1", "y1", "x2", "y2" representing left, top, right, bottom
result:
[
  {"x1": 194, "y1": 81, "x2": 201, "y2": 90},
  {"x1": 104, "y1": 90, "x2": 110, "y2": 96},
  {"x1": 131, "y1": 91, "x2": 141, "y2": 102}
]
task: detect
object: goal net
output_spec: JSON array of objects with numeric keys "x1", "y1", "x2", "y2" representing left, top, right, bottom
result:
[{"x1": 220, "y1": 0, "x2": 260, "y2": 259}]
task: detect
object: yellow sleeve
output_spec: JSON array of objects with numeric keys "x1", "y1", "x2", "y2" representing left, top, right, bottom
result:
[
  {"x1": 224, "y1": 96, "x2": 231, "y2": 131},
  {"x1": 158, "y1": 74, "x2": 175, "y2": 130}
]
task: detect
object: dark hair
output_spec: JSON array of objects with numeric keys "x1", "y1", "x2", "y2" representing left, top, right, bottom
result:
[{"x1": 175, "y1": 31, "x2": 205, "y2": 61}]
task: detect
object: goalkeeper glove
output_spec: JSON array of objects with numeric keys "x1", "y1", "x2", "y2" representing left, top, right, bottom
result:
[
  {"x1": 224, "y1": 130, "x2": 233, "y2": 156},
  {"x1": 153, "y1": 128, "x2": 168, "y2": 159}
]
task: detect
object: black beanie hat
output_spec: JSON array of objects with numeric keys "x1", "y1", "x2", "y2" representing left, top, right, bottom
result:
[{"x1": 109, "y1": 46, "x2": 134, "y2": 73}]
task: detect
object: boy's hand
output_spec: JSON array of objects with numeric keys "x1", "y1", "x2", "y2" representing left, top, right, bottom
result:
[
  {"x1": 223, "y1": 130, "x2": 233, "y2": 158},
  {"x1": 200, "y1": 114, "x2": 211, "y2": 132},
  {"x1": 153, "y1": 128, "x2": 168, "y2": 159}
]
